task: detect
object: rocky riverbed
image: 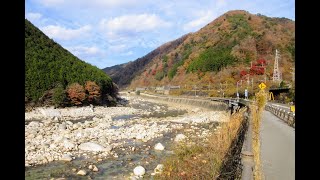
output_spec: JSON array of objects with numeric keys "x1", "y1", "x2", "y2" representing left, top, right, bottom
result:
[{"x1": 25, "y1": 94, "x2": 230, "y2": 179}]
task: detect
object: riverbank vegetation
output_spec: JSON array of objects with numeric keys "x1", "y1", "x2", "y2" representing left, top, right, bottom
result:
[{"x1": 156, "y1": 108, "x2": 247, "y2": 179}]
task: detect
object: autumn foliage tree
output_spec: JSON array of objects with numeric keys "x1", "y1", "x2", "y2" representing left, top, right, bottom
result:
[
  {"x1": 85, "y1": 81, "x2": 101, "y2": 104},
  {"x1": 67, "y1": 83, "x2": 86, "y2": 105}
]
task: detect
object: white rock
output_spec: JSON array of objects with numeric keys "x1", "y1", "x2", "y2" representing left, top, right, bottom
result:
[
  {"x1": 40, "y1": 108, "x2": 61, "y2": 118},
  {"x1": 77, "y1": 170, "x2": 87, "y2": 176},
  {"x1": 174, "y1": 134, "x2": 186, "y2": 142},
  {"x1": 60, "y1": 154, "x2": 73, "y2": 162},
  {"x1": 59, "y1": 123, "x2": 67, "y2": 130},
  {"x1": 104, "y1": 115, "x2": 112, "y2": 120},
  {"x1": 78, "y1": 142, "x2": 105, "y2": 152},
  {"x1": 88, "y1": 165, "x2": 93, "y2": 170},
  {"x1": 154, "y1": 143, "x2": 165, "y2": 151},
  {"x1": 154, "y1": 164, "x2": 164, "y2": 174},
  {"x1": 63, "y1": 140, "x2": 75, "y2": 150},
  {"x1": 133, "y1": 166, "x2": 145, "y2": 176},
  {"x1": 104, "y1": 145, "x2": 113, "y2": 152},
  {"x1": 93, "y1": 165, "x2": 99, "y2": 172},
  {"x1": 136, "y1": 134, "x2": 145, "y2": 140},
  {"x1": 28, "y1": 121, "x2": 40, "y2": 128}
]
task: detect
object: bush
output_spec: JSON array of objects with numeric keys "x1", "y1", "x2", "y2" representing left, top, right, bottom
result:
[
  {"x1": 135, "y1": 90, "x2": 140, "y2": 95},
  {"x1": 67, "y1": 83, "x2": 86, "y2": 105},
  {"x1": 155, "y1": 71, "x2": 166, "y2": 81},
  {"x1": 187, "y1": 47, "x2": 237, "y2": 73},
  {"x1": 85, "y1": 81, "x2": 101, "y2": 104},
  {"x1": 52, "y1": 85, "x2": 67, "y2": 107}
]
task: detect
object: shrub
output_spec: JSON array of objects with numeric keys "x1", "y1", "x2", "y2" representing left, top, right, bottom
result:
[
  {"x1": 67, "y1": 83, "x2": 86, "y2": 105},
  {"x1": 85, "y1": 81, "x2": 101, "y2": 104},
  {"x1": 52, "y1": 85, "x2": 67, "y2": 107},
  {"x1": 155, "y1": 71, "x2": 166, "y2": 81}
]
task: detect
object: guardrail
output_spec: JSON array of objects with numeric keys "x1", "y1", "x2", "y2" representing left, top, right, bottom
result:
[{"x1": 265, "y1": 104, "x2": 295, "y2": 128}]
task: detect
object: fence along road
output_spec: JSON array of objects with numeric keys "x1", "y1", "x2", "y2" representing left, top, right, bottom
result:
[{"x1": 260, "y1": 110, "x2": 295, "y2": 180}]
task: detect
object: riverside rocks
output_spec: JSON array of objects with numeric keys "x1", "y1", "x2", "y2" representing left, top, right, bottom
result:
[
  {"x1": 154, "y1": 164, "x2": 164, "y2": 174},
  {"x1": 25, "y1": 94, "x2": 229, "y2": 168},
  {"x1": 133, "y1": 166, "x2": 146, "y2": 176},
  {"x1": 154, "y1": 143, "x2": 165, "y2": 151},
  {"x1": 78, "y1": 142, "x2": 106, "y2": 152},
  {"x1": 174, "y1": 134, "x2": 186, "y2": 142},
  {"x1": 77, "y1": 170, "x2": 87, "y2": 176},
  {"x1": 60, "y1": 154, "x2": 73, "y2": 162}
]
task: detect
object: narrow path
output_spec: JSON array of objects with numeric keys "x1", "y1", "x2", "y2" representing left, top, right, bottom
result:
[{"x1": 260, "y1": 111, "x2": 295, "y2": 180}]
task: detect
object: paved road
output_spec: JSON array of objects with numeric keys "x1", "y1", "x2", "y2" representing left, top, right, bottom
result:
[{"x1": 260, "y1": 111, "x2": 295, "y2": 180}]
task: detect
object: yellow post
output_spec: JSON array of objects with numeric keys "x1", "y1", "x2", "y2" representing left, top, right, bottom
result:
[
  {"x1": 290, "y1": 105, "x2": 295, "y2": 112},
  {"x1": 269, "y1": 92, "x2": 274, "y2": 101}
]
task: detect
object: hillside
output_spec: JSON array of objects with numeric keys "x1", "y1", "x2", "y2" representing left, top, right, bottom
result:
[
  {"x1": 25, "y1": 19, "x2": 117, "y2": 106},
  {"x1": 103, "y1": 10, "x2": 295, "y2": 96},
  {"x1": 103, "y1": 34, "x2": 190, "y2": 87}
]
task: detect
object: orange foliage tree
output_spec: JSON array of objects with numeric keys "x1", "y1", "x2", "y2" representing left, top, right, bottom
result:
[
  {"x1": 85, "y1": 81, "x2": 101, "y2": 103},
  {"x1": 67, "y1": 83, "x2": 86, "y2": 105}
]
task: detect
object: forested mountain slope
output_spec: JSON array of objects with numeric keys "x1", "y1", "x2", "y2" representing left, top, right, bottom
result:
[
  {"x1": 25, "y1": 19, "x2": 116, "y2": 106},
  {"x1": 103, "y1": 10, "x2": 294, "y2": 94}
]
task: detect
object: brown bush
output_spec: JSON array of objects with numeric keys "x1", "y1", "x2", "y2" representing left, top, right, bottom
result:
[
  {"x1": 85, "y1": 81, "x2": 101, "y2": 103},
  {"x1": 67, "y1": 83, "x2": 86, "y2": 105}
]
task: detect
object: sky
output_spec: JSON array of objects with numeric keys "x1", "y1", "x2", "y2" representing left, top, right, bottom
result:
[{"x1": 25, "y1": 0, "x2": 295, "y2": 69}]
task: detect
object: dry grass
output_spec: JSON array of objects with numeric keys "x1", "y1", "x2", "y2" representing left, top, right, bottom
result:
[
  {"x1": 251, "y1": 90, "x2": 268, "y2": 180},
  {"x1": 155, "y1": 108, "x2": 247, "y2": 180}
]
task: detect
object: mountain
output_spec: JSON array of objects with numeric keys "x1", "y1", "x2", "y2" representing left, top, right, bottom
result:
[
  {"x1": 103, "y1": 34, "x2": 190, "y2": 87},
  {"x1": 103, "y1": 10, "x2": 295, "y2": 95},
  {"x1": 25, "y1": 19, "x2": 116, "y2": 105}
]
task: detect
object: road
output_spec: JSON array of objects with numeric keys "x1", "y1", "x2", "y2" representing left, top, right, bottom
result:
[{"x1": 260, "y1": 111, "x2": 295, "y2": 180}]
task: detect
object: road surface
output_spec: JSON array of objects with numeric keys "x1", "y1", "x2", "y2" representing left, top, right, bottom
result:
[{"x1": 260, "y1": 111, "x2": 295, "y2": 180}]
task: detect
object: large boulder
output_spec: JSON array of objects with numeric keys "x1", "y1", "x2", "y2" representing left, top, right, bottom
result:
[
  {"x1": 133, "y1": 166, "x2": 145, "y2": 176},
  {"x1": 78, "y1": 142, "x2": 106, "y2": 152},
  {"x1": 154, "y1": 143, "x2": 165, "y2": 151},
  {"x1": 60, "y1": 154, "x2": 73, "y2": 162},
  {"x1": 39, "y1": 108, "x2": 61, "y2": 118},
  {"x1": 77, "y1": 170, "x2": 87, "y2": 176}
]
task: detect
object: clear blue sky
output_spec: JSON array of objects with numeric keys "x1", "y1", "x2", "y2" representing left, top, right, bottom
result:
[{"x1": 25, "y1": 0, "x2": 295, "y2": 69}]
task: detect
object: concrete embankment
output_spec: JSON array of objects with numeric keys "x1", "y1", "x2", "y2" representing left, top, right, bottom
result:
[{"x1": 139, "y1": 93, "x2": 229, "y2": 111}]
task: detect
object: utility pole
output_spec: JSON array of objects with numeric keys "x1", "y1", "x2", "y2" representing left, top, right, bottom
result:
[
  {"x1": 273, "y1": 49, "x2": 282, "y2": 84},
  {"x1": 251, "y1": 78, "x2": 253, "y2": 92},
  {"x1": 290, "y1": 67, "x2": 295, "y2": 82}
]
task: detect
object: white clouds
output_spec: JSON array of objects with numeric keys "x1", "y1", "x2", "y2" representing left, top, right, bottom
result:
[
  {"x1": 99, "y1": 14, "x2": 171, "y2": 39},
  {"x1": 42, "y1": 25, "x2": 91, "y2": 41},
  {"x1": 26, "y1": 0, "x2": 295, "y2": 68},
  {"x1": 66, "y1": 46, "x2": 101, "y2": 56},
  {"x1": 26, "y1": 12, "x2": 42, "y2": 21},
  {"x1": 183, "y1": 10, "x2": 216, "y2": 32},
  {"x1": 108, "y1": 44, "x2": 128, "y2": 53},
  {"x1": 37, "y1": 0, "x2": 65, "y2": 7},
  {"x1": 91, "y1": 0, "x2": 143, "y2": 8},
  {"x1": 216, "y1": 0, "x2": 227, "y2": 8},
  {"x1": 121, "y1": 51, "x2": 134, "y2": 56},
  {"x1": 35, "y1": 0, "x2": 145, "y2": 9}
]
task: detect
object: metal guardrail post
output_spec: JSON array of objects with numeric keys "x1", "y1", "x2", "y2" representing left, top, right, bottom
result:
[
  {"x1": 265, "y1": 104, "x2": 295, "y2": 128},
  {"x1": 241, "y1": 109, "x2": 254, "y2": 180}
]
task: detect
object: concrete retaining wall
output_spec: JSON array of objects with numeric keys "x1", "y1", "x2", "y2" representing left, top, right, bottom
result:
[{"x1": 140, "y1": 93, "x2": 229, "y2": 111}]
